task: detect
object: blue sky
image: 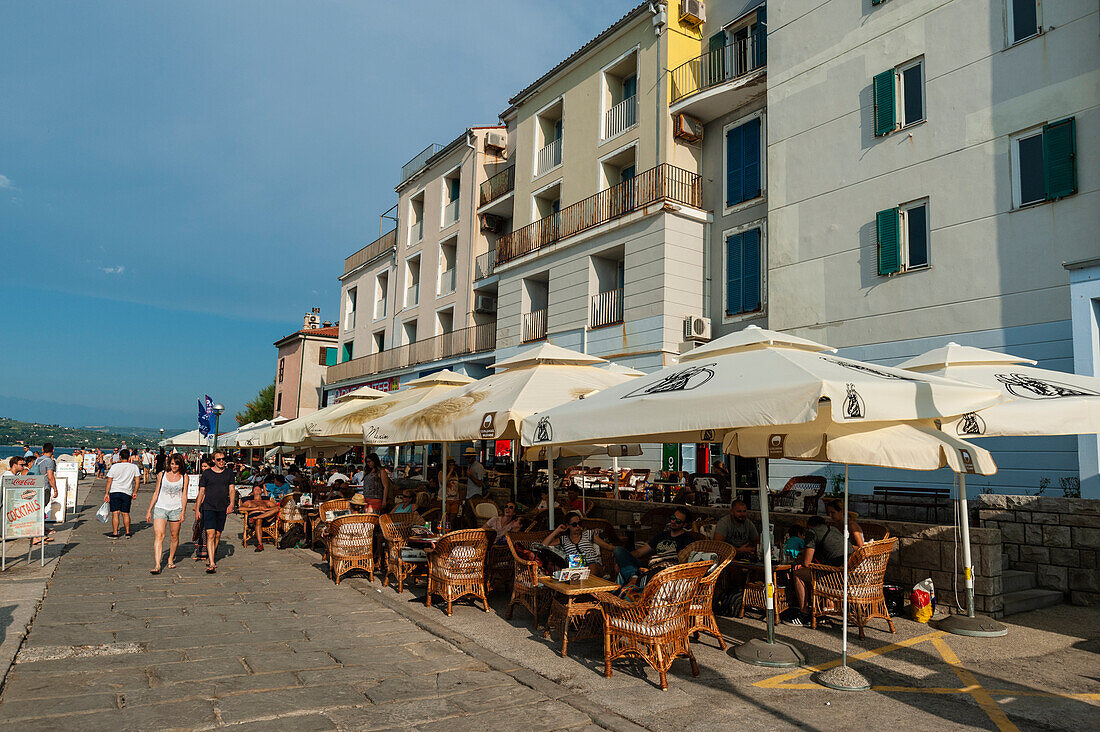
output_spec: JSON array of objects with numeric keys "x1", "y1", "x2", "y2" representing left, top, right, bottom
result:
[{"x1": 0, "y1": 0, "x2": 639, "y2": 431}]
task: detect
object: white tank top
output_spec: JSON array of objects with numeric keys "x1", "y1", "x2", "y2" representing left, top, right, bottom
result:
[{"x1": 155, "y1": 475, "x2": 185, "y2": 511}]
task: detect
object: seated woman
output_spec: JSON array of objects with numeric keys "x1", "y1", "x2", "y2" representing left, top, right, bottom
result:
[
  {"x1": 543, "y1": 511, "x2": 615, "y2": 578},
  {"x1": 485, "y1": 502, "x2": 523, "y2": 544},
  {"x1": 824, "y1": 498, "x2": 865, "y2": 549},
  {"x1": 391, "y1": 489, "x2": 418, "y2": 514},
  {"x1": 238, "y1": 485, "x2": 280, "y2": 552}
]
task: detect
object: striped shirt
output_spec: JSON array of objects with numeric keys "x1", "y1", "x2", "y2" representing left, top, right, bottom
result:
[{"x1": 558, "y1": 530, "x2": 601, "y2": 566}]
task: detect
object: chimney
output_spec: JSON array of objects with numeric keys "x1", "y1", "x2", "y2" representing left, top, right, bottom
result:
[{"x1": 322, "y1": 321, "x2": 332, "y2": 328}]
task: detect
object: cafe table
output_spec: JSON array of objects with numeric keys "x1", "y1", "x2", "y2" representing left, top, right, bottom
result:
[
  {"x1": 731, "y1": 558, "x2": 794, "y2": 618},
  {"x1": 538, "y1": 575, "x2": 621, "y2": 657}
]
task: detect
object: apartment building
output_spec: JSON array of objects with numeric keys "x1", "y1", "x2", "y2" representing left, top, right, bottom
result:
[
  {"x1": 273, "y1": 310, "x2": 339, "y2": 420},
  {"x1": 765, "y1": 0, "x2": 1099, "y2": 495},
  {"x1": 324, "y1": 127, "x2": 504, "y2": 404}
]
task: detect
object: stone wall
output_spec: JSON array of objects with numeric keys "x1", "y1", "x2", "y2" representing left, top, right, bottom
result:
[
  {"x1": 978, "y1": 495, "x2": 1100, "y2": 606},
  {"x1": 589, "y1": 497, "x2": 1004, "y2": 616}
]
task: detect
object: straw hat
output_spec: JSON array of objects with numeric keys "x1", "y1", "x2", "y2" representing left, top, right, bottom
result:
[
  {"x1": 349, "y1": 493, "x2": 367, "y2": 506},
  {"x1": 464, "y1": 447, "x2": 477, "y2": 455}
]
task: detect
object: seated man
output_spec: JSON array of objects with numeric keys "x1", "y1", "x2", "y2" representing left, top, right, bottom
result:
[
  {"x1": 265, "y1": 473, "x2": 292, "y2": 500},
  {"x1": 784, "y1": 515, "x2": 846, "y2": 626},
  {"x1": 613, "y1": 507, "x2": 695, "y2": 587},
  {"x1": 713, "y1": 499, "x2": 759, "y2": 555},
  {"x1": 238, "y1": 485, "x2": 280, "y2": 553},
  {"x1": 563, "y1": 487, "x2": 586, "y2": 513}
]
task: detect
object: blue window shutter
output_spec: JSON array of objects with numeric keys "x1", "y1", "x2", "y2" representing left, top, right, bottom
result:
[
  {"x1": 726, "y1": 233, "x2": 743, "y2": 315},
  {"x1": 755, "y1": 7, "x2": 767, "y2": 68},
  {"x1": 325, "y1": 348, "x2": 337, "y2": 367},
  {"x1": 873, "y1": 70, "x2": 896, "y2": 137},
  {"x1": 726, "y1": 125, "x2": 743, "y2": 206},
  {"x1": 743, "y1": 117, "x2": 761, "y2": 201},
  {"x1": 1043, "y1": 117, "x2": 1077, "y2": 201},
  {"x1": 741, "y1": 228, "x2": 761, "y2": 312},
  {"x1": 876, "y1": 208, "x2": 901, "y2": 275}
]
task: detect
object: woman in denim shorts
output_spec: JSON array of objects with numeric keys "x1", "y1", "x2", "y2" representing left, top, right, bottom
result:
[{"x1": 144, "y1": 454, "x2": 189, "y2": 574}]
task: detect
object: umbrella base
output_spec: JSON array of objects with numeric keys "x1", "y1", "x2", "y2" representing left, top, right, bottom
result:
[
  {"x1": 937, "y1": 613, "x2": 1008, "y2": 638},
  {"x1": 733, "y1": 638, "x2": 804, "y2": 668},
  {"x1": 816, "y1": 664, "x2": 871, "y2": 691}
]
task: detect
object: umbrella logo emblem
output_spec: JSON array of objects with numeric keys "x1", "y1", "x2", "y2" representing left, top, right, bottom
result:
[
  {"x1": 622, "y1": 363, "x2": 716, "y2": 398},
  {"x1": 843, "y1": 384, "x2": 865, "y2": 419},
  {"x1": 819, "y1": 356, "x2": 921, "y2": 382},
  {"x1": 701, "y1": 429, "x2": 715, "y2": 442},
  {"x1": 959, "y1": 448, "x2": 976, "y2": 474},
  {"x1": 956, "y1": 412, "x2": 986, "y2": 436},
  {"x1": 994, "y1": 373, "x2": 1100, "y2": 400},
  {"x1": 479, "y1": 412, "x2": 497, "y2": 439},
  {"x1": 533, "y1": 416, "x2": 553, "y2": 443},
  {"x1": 768, "y1": 434, "x2": 786, "y2": 458}
]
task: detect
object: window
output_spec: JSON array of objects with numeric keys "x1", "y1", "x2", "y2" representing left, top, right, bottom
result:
[
  {"x1": 724, "y1": 115, "x2": 763, "y2": 208},
  {"x1": 873, "y1": 58, "x2": 924, "y2": 136},
  {"x1": 341, "y1": 342, "x2": 354, "y2": 363},
  {"x1": 318, "y1": 347, "x2": 335, "y2": 367},
  {"x1": 375, "y1": 272, "x2": 389, "y2": 319},
  {"x1": 1007, "y1": 0, "x2": 1040, "y2": 46},
  {"x1": 1011, "y1": 118, "x2": 1077, "y2": 208},
  {"x1": 876, "y1": 199, "x2": 930, "y2": 276},
  {"x1": 276, "y1": 392, "x2": 282, "y2": 411},
  {"x1": 344, "y1": 287, "x2": 357, "y2": 330},
  {"x1": 278, "y1": 357, "x2": 285, "y2": 383},
  {"x1": 725, "y1": 226, "x2": 762, "y2": 316},
  {"x1": 373, "y1": 331, "x2": 385, "y2": 353}
]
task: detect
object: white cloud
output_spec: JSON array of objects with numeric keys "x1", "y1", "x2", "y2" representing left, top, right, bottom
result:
[
  {"x1": 0, "y1": 174, "x2": 13, "y2": 190},
  {"x1": 99, "y1": 265, "x2": 125, "y2": 275}
]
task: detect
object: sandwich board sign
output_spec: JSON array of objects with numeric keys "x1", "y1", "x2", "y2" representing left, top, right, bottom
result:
[
  {"x1": 57, "y1": 460, "x2": 79, "y2": 515},
  {"x1": 2, "y1": 474, "x2": 46, "y2": 570}
]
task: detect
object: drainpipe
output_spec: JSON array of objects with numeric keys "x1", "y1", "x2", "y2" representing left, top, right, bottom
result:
[
  {"x1": 465, "y1": 130, "x2": 479, "y2": 331},
  {"x1": 651, "y1": 3, "x2": 667, "y2": 165}
]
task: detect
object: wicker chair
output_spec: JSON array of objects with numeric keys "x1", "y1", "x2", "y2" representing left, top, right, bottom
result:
[
  {"x1": 379, "y1": 514, "x2": 426, "y2": 593},
  {"x1": 386, "y1": 511, "x2": 423, "y2": 527},
  {"x1": 312, "y1": 498, "x2": 349, "y2": 551},
  {"x1": 327, "y1": 514, "x2": 378, "y2": 585},
  {"x1": 676, "y1": 541, "x2": 736, "y2": 649},
  {"x1": 471, "y1": 498, "x2": 500, "y2": 527},
  {"x1": 859, "y1": 522, "x2": 891, "y2": 542},
  {"x1": 274, "y1": 494, "x2": 305, "y2": 546},
  {"x1": 504, "y1": 532, "x2": 550, "y2": 628},
  {"x1": 241, "y1": 504, "x2": 279, "y2": 548},
  {"x1": 426, "y1": 529, "x2": 490, "y2": 616},
  {"x1": 594, "y1": 561, "x2": 711, "y2": 691},
  {"x1": 810, "y1": 537, "x2": 898, "y2": 639}
]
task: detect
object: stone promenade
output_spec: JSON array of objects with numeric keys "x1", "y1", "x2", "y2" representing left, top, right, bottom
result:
[{"x1": 0, "y1": 482, "x2": 625, "y2": 731}]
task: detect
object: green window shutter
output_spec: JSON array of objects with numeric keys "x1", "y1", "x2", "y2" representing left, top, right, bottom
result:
[
  {"x1": 872, "y1": 0, "x2": 886, "y2": 5},
  {"x1": 741, "y1": 228, "x2": 761, "y2": 312},
  {"x1": 1043, "y1": 117, "x2": 1077, "y2": 201},
  {"x1": 325, "y1": 348, "x2": 336, "y2": 367},
  {"x1": 877, "y1": 208, "x2": 901, "y2": 276},
  {"x1": 726, "y1": 232, "x2": 743, "y2": 315},
  {"x1": 873, "y1": 70, "x2": 896, "y2": 137},
  {"x1": 755, "y1": 7, "x2": 767, "y2": 68}
]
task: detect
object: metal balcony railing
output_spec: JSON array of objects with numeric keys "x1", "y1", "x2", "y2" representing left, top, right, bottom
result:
[
  {"x1": 374, "y1": 299, "x2": 386, "y2": 319},
  {"x1": 605, "y1": 95, "x2": 637, "y2": 138},
  {"x1": 439, "y1": 268, "x2": 456, "y2": 295},
  {"x1": 343, "y1": 229, "x2": 397, "y2": 275},
  {"x1": 401, "y1": 143, "x2": 444, "y2": 182},
  {"x1": 324, "y1": 321, "x2": 497, "y2": 383},
  {"x1": 479, "y1": 165, "x2": 515, "y2": 206},
  {"x1": 670, "y1": 31, "x2": 766, "y2": 104},
  {"x1": 442, "y1": 199, "x2": 459, "y2": 227},
  {"x1": 497, "y1": 163, "x2": 701, "y2": 265},
  {"x1": 406, "y1": 283, "x2": 419, "y2": 306},
  {"x1": 411, "y1": 219, "x2": 424, "y2": 243},
  {"x1": 522, "y1": 308, "x2": 548, "y2": 343},
  {"x1": 536, "y1": 137, "x2": 562, "y2": 175},
  {"x1": 474, "y1": 250, "x2": 497, "y2": 280},
  {"x1": 590, "y1": 287, "x2": 624, "y2": 328}
]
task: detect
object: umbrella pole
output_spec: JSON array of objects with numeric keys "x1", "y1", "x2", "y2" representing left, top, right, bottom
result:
[
  {"x1": 938, "y1": 473, "x2": 1008, "y2": 637},
  {"x1": 547, "y1": 453, "x2": 555, "y2": 530},
  {"x1": 440, "y1": 442, "x2": 448, "y2": 531},
  {"x1": 612, "y1": 456, "x2": 620, "y2": 500},
  {"x1": 394, "y1": 445, "x2": 401, "y2": 476},
  {"x1": 512, "y1": 439, "x2": 518, "y2": 503},
  {"x1": 734, "y1": 457, "x2": 803, "y2": 668},
  {"x1": 816, "y1": 464, "x2": 870, "y2": 691}
]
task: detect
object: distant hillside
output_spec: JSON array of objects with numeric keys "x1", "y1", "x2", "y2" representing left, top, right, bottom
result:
[{"x1": 0, "y1": 417, "x2": 173, "y2": 449}]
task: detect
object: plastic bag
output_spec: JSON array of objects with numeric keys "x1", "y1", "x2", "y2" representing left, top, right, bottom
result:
[
  {"x1": 95, "y1": 501, "x2": 110, "y2": 523},
  {"x1": 910, "y1": 578, "x2": 935, "y2": 623}
]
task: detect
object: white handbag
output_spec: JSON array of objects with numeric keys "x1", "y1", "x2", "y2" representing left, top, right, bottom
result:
[{"x1": 95, "y1": 501, "x2": 110, "y2": 523}]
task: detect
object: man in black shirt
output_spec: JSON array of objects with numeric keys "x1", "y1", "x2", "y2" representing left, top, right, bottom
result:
[
  {"x1": 154, "y1": 449, "x2": 167, "y2": 475},
  {"x1": 612, "y1": 507, "x2": 695, "y2": 585},
  {"x1": 195, "y1": 450, "x2": 237, "y2": 573}
]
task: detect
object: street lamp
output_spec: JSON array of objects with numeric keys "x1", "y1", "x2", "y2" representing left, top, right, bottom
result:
[
  {"x1": 212, "y1": 404, "x2": 225, "y2": 453},
  {"x1": 159, "y1": 428, "x2": 165, "y2": 445}
]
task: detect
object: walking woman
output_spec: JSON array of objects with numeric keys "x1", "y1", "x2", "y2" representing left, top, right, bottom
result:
[
  {"x1": 144, "y1": 454, "x2": 189, "y2": 574},
  {"x1": 361, "y1": 453, "x2": 393, "y2": 513}
]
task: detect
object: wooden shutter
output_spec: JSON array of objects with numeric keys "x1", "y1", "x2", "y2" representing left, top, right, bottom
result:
[
  {"x1": 726, "y1": 124, "x2": 743, "y2": 206},
  {"x1": 873, "y1": 70, "x2": 896, "y2": 137},
  {"x1": 708, "y1": 31, "x2": 726, "y2": 88},
  {"x1": 755, "y1": 7, "x2": 767, "y2": 68},
  {"x1": 877, "y1": 208, "x2": 901, "y2": 276},
  {"x1": 726, "y1": 232, "x2": 743, "y2": 315},
  {"x1": 1043, "y1": 117, "x2": 1077, "y2": 201},
  {"x1": 741, "y1": 228, "x2": 762, "y2": 312},
  {"x1": 743, "y1": 117, "x2": 761, "y2": 201}
]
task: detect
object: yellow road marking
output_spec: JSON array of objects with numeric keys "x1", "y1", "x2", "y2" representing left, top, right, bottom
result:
[{"x1": 931, "y1": 636, "x2": 1020, "y2": 732}]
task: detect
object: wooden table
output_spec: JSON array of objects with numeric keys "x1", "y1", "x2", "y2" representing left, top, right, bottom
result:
[
  {"x1": 539, "y1": 575, "x2": 620, "y2": 657},
  {"x1": 731, "y1": 560, "x2": 794, "y2": 618}
]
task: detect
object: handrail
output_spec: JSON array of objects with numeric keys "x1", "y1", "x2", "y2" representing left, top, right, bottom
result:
[
  {"x1": 670, "y1": 31, "x2": 765, "y2": 104},
  {"x1": 605, "y1": 95, "x2": 637, "y2": 138},
  {"x1": 401, "y1": 143, "x2": 444, "y2": 182},
  {"x1": 536, "y1": 137, "x2": 562, "y2": 176},
  {"x1": 522, "y1": 308, "x2": 547, "y2": 343},
  {"x1": 474, "y1": 249, "x2": 498, "y2": 280},
  {"x1": 496, "y1": 163, "x2": 701, "y2": 266},
  {"x1": 480, "y1": 165, "x2": 516, "y2": 206},
  {"x1": 344, "y1": 229, "x2": 397, "y2": 275},
  {"x1": 325, "y1": 321, "x2": 496, "y2": 383},
  {"x1": 591, "y1": 288, "x2": 624, "y2": 328}
]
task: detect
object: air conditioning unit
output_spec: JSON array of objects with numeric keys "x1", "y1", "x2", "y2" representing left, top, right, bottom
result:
[
  {"x1": 484, "y1": 130, "x2": 507, "y2": 153},
  {"x1": 683, "y1": 315, "x2": 712, "y2": 342},
  {"x1": 474, "y1": 295, "x2": 497, "y2": 314},
  {"x1": 673, "y1": 113, "x2": 704, "y2": 143},
  {"x1": 480, "y1": 213, "x2": 506, "y2": 234},
  {"x1": 679, "y1": 0, "x2": 706, "y2": 27}
]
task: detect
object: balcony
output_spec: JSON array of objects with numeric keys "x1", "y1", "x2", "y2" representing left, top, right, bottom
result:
[
  {"x1": 590, "y1": 287, "x2": 623, "y2": 328},
  {"x1": 522, "y1": 308, "x2": 547, "y2": 343},
  {"x1": 442, "y1": 199, "x2": 459, "y2": 228},
  {"x1": 670, "y1": 31, "x2": 766, "y2": 122},
  {"x1": 536, "y1": 137, "x2": 562, "y2": 176},
  {"x1": 480, "y1": 165, "x2": 515, "y2": 207},
  {"x1": 406, "y1": 283, "x2": 420, "y2": 307},
  {"x1": 325, "y1": 321, "x2": 497, "y2": 383},
  {"x1": 411, "y1": 219, "x2": 424, "y2": 244},
  {"x1": 604, "y1": 95, "x2": 637, "y2": 139},
  {"x1": 401, "y1": 142, "x2": 444, "y2": 183},
  {"x1": 374, "y1": 300, "x2": 386, "y2": 319},
  {"x1": 439, "y1": 268, "x2": 456, "y2": 295},
  {"x1": 474, "y1": 250, "x2": 497, "y2": 281},
  {"x1": 497, "y1": 163, "x2": 701, "y2": 266},
  {"x1": 343, "y1": 229, "x2": 397, "y2": 275}
]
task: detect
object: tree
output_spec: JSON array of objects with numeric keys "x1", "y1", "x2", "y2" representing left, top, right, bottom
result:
[{"x1": 236, "y1": 381, "x2": 276, "y2": 426}]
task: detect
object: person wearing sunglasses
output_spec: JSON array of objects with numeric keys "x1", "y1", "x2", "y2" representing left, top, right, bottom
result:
[
  {"x1": 194, "y1": 450, "x2": 238, "y2": 573},
  {"x1": 486, "y1": 502, "x2": 524, "y2": 544},
  {"x1": 612, "y1": 508, "x2": 695, "y2": 587},
  {"x1": 543, "y1": 511, "x2": 615, "y2": 577}
]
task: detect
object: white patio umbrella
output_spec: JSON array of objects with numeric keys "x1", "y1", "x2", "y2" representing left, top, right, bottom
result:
[
  {"x1": 259, "y1": 387, "x2": 387, "y2": 447},
  {"x1": 362, "y1": 343, "x2": 639, "y2": 522},
  {"x1": 235, "y1": 417, "x2": 289, "y2": 447},
  {"x1": 335, "y1": 384, "x2": 390, "y2": 402},
  {"x1": 899, "y1": 342, "x2": 1100, "y2": 637},
  {"x1": 161, "y1": 429, "x2": 207, "y2": 448}
]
